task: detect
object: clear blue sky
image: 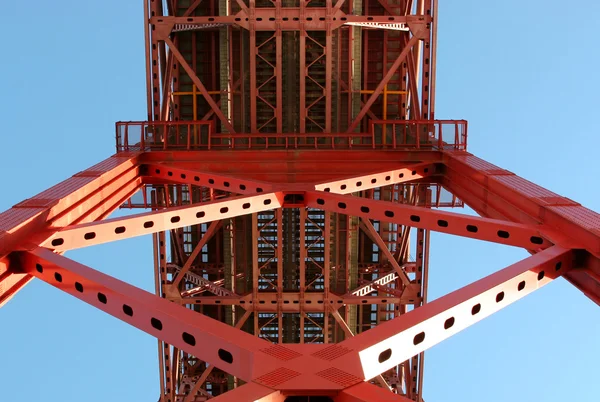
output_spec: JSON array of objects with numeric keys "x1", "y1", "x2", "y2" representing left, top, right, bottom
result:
[{"x1": 1, "y1": 1, "x2": 599, "y2": 401}]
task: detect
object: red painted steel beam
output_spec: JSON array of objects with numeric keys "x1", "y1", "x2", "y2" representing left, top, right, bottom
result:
[
  {"x1": 347, "y1": 34, "x2": 421, "y2": 133},
  {"x1": 442, "y1": 151, "x2": 600, "y2": 256},
  {"x1": 164, "y1": 38, "x2": 236, "y2": 134},
  {"x1": 141, "y1": 164, "x2": 275, "y2": 194},
  {"x1": 359, "y1": 219, "x2": 412, "y2": 287},
  {"x1": 44, "y1": 192, "x2": 283, "y2": 251},
  {"x1": 314, "y1": 163, "x2": 437, "y2": 194},
  {"x1": 336, "y1": 382, "x2": 414, "y2": 402},
  {"x1": 207, "y1": 383, "x2": 284, "y2": 402},
  {"x1": 333, "y1": 246, "x2": 575, "y2": 380},
  {"x1": 14, "y1": 248, "x2": 273, "y2": 382},
  {"x1": 138, "y1": 150, "x2": 444, "y2": 183},
  {"x1": 151, "y1": 14, "x2": 431, "y2": 32},
  {"x1": 304, "y1": 191, "x2": 555, "y2": 249},
  {"x1": 0, "y1": 154, "x2": 140, "y2": 305},
  {"x1": 171, "y1": 220, "x2": 223, "y2": 289}
]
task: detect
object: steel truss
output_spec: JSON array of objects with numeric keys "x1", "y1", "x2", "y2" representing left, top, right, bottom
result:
[
  {"x1": 2, "y1": 1, "x2": 599, "y2": 402},
  {"x1": 1, "y1": 144, "x2": 598, "y2": 400}
]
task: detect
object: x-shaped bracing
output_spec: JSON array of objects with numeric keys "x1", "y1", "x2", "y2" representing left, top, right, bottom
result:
[{"x1": 2, "y1": 150, "x2": 600, "y2": 400}]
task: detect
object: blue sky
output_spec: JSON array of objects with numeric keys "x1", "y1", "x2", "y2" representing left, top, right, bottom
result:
[{"x1": 1, "y1": 1, "x2": 599, "y2": 401}]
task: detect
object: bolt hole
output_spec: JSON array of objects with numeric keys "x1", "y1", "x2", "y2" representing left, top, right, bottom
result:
[
  {"x1": 242, "y1": 203, "x2": 251, "y2": 209},
  {"x1": 264, "y1": 199, "x2": 272, "y2": 205},
  {"x1": 338, "y1": 202, "x2": 347, "y2": 209},
  {"x1": 75, "y1": 282, "x2": 84, "y2": 292},
  {"x1": 115, "y1": 226, "x2": 126, "y2": 234},
  {"x1": 240, "y1": 184, "x2": 246, "y2": 190},
  {"x1": 538, "y1": 271, "x2": 545, "y2": 281},
  {"x1": 51, "y1": 238, "x2": 64, "y2": 247},
  {"x1": 413, "y1": 332, "x2": 425, "y2": 345},
  {"x1": 54, "y1": 272, "x2": 62, "y2": 282},
  {"x1": 378, "y1": 348, "x2": 392, "y2": 363},
  {"x1": 496, "y1": 291, "x2": 505, "y2": 302},
  {"x1": 466, "y1": 225, "x2": 478, "y2": 233},
  {"x1": 341, "y1": 184, "x2": 347, "y2": 190},
  {"x1": 123, "y1": 304, "x2": 133, "y2": 316},
  {"x1": 218, "y1": 349, "x2": 234, "y2": 364},
  {"x1": 98, "y1": 292, "x2": 107, "y2": 304},
  {"x1": 171, "y1": 216, "x2": 180, "y2": 223},
  {"x1": 151, "y1": 318, "x2": 163, "y2": 330},
  {"x1": 497, "y1": 230, "x2": 510, "y2": 239},
  {"x1": 471, "y1": 303, "x2": 481, "y2": 315},
  {"x1": 84, "y1": 232, "x2": 96, "y2": 240},
  {"x1": 144, "y1": 221, "x2": 154, "y2": 228},
  {"x1": 410, "y1": 215, "x2": 420, "y2": 222},
  {"x1": 385, "y1": 211, "x2": 394, "y2": 218},
  {"x1": 437, "y1": 220, "x2": 448, "y2": 227},
  {"x1": 36, "y1": 264, "x2": 43, "y2": 273},
  {"x1": 220, "y1": 207, "x2": 229, "y2": 214},
  {"x1": 444, "y1": 317, "x2": 455, "y2": 329},
  {"x1": 182, "y1": 332, "x2": 196, "y2": 346},
  {"x1": 555, "y1": 262, "x2": 562, "y2": 271},
  {"x1": 530, "y1": 236, "x2": 543, "y2": 245},
  {"x1": 317, "y1": 198, "x2": 325, "y2": 205},
  {"x1": 518, "y1": 281, "x2": 526, "y2": 291},
  {"x1": 361, "y1": 206, "x2": 370, "y2": 213},
  {"x1": 371, "y1": 178, "x2": 377, "y2": 184}
]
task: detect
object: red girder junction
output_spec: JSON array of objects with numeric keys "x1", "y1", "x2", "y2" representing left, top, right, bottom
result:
[{"x1": 1, "y1": 1, "x2": 599, "y2": 401}]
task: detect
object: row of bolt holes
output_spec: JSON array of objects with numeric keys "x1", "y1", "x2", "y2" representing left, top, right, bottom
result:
[
  {"x1": 322, "y1": 170, "x2": 424, "y2": 192},
  {"x1": 315, "y1": 198, "x2": 545, "y2": 246},
  {"x1": 50, "y1": 198, "x2": 274, "y2": 247},
  {"x1": 155, "y1": 169, "x2": 263, "y2": 193},
  {"x1": 35, "y1": 263, "x2": 235, "y2": 365},
  {"x1": 179, "y1": 16, "x2": 398, "y2": 23},
  {"x1": 377, "y1": 262, "x2": 562, "y2": 364},
  {"x1": 237, "y1": 299, "x2": 389, "y2": 305}
]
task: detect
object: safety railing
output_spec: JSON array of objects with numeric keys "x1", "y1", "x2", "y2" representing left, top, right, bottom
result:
[
  {"x1": 370, "y1": 119, "x2": 467, "y2": 150},
  {"x1": 116, "y1": 121, "x2": 214, "y2": 152},
  {"x1": 115, "y1": 119, "x2": 467, "y2": 152}
]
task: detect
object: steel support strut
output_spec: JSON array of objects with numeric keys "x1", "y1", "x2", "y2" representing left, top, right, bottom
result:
[
  {"x1": 333, "y1": 246, "x2": 575, "y2": 380},
  {"x1": 16, "y1": 248, "x2": 272, "y2": 381}
]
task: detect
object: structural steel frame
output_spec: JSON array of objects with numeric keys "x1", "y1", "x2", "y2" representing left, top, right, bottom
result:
[{"x1": 2, "y1": 1, "x2": 599, "y2": 401}]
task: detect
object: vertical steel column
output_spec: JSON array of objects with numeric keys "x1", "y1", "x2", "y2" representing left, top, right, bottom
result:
[
  {"x1": 275, "y1": 1, "x2": 283, "y2": 134},
  {"x1": 429, "y1": 0, "x2": 438, "y2": 119},
  {"x1": 144, "y1": 0, "x2": 152, "y2": 121},
  {"x1": 420, "y1": 0, "x2": 432, "y2": 119},
  {"x1": 150, "y1": 0, "x2": 162, "y2": 121},
  {"x1": 323, "y1": 211, "x2": 331, "y2": 342},
  {"x1": 325, "y1": 0, "x2": 333, "y2": 132},
  {"x1": 276, "y1": 208, "x2": 283, "y2": 343},
  {"x1": 249, "y1": 1, "x2": 257, "y2": 133},
  {"x1": 252, "y1": 212, "x2": 259, "y2": 335},
  {"x1": 299, "y1": 1, "x2": 306, "y2": 133},
  {"x1": 299, "y1": 208, "x2": 307, "y2": 343}
]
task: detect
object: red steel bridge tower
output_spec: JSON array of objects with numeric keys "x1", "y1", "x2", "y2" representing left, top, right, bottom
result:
[{"x1": 1, "y1": 1, "x2": 599, "y2": 401}]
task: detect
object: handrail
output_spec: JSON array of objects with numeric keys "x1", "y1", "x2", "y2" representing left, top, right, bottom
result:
[{"x1": 115, "y1": 119, "x2": 467, "y2": 152}]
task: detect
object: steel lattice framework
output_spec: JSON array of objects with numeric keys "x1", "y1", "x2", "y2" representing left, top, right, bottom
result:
[{"x1": 1, "y1": 1, "x2": 599, "y2": 401}]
